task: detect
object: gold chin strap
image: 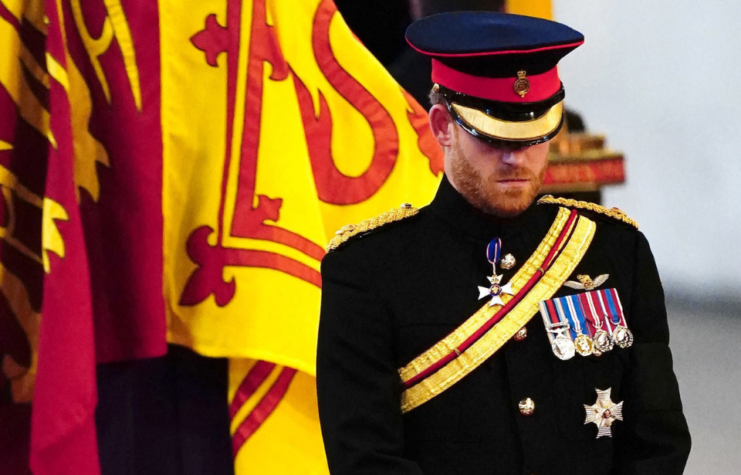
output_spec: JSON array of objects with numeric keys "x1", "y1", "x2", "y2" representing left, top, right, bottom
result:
[{"x1": 451, "y1": 101, "x2": 563, "y2": 142}]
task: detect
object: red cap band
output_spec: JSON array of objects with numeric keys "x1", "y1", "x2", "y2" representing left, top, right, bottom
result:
[{"x1": 431, "y1": 59, "x2": 561, "y2": 103}]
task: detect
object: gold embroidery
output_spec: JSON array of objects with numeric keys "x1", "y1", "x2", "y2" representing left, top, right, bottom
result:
[
  {"x1": 451, "y1": 101, "x2": 563, "y2": 142},
  {"x1": 400, "y1": 215, "x2": 596, "y2": 413},
  {"x1": 326, "y1": 204, "x2": 419, "y2": 253},
  {"x1": 398, "y1": 208, "x2": 570, "y2": 384},
  {"x1": 537, "y1": 195, "x2": 638, "y2": 230}
]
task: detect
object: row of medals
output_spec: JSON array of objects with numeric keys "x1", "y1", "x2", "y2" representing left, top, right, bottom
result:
[
  {"x1": 548, "y1": 316, "x2": 634, "y2": 361},
  {"x1": 488, "y1": 245, "x2": 633, "y2": 360}
]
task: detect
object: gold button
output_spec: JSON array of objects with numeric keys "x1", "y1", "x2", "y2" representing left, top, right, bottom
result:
[
  {"x1": 514, "y1": 327, "x2": 527, "y2": 341},
  {"x1": 519, "y1": 398, "x2": 535, "y2": 416}
]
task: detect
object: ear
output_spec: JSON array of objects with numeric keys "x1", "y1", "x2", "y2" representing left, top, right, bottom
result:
[{"x1": 429, "y1": 104, "x2": 454, "y2": 148}]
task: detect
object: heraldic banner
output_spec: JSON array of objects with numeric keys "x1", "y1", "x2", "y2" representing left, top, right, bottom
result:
[
  {"x1": 0, "y1": 0, "x2": 447, "y2": 473},
  {"x1": 164, "y1": 0, "x2": 443, "y2": 471}
]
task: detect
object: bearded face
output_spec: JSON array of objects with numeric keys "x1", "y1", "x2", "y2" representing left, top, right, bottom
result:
[{"x1": 447, "y1": 126, "x2": 550, "y2": 217}]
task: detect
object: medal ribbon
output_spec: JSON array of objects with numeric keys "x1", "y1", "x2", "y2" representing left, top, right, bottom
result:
[
  {"x1": 486, "y1": 238, "x2": 502, "y2": 264},
  {"x1": 604, "y1": 288, "x2": 627, "y2": 327},
  {"x1": 566, "y1": 294, "x2": 590, "y2": 337},
  {"x1": 595, "y1": 290, "x2": 615, "y2": 334},
  {"x1": 486, "y1": 238, "x2": 502, "y2": 272},
  {"x1": 544, "y1": 299, "x2": 562, "y2": 325},
  {"x1": 579, "y1": 291, "x2": 602, "y2": 334},
  {"x1": 555, "y1": 298, "x2": 577, "y2": 340},
  {"x1": 539, "y1": 299, "x2": 568, "y2": 341}
]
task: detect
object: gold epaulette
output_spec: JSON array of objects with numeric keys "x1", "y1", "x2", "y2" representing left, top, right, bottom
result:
[
  {"x1": 326, "y1": 203, "x2": 419, "y2": 252},
  {"x1": 537, "y1": 195, "x2": 639, "y2": 230}
]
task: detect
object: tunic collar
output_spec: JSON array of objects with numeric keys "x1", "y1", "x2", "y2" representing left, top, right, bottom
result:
[{"x1": 427, "y1": 174, "x2": 549, "y2": 242}]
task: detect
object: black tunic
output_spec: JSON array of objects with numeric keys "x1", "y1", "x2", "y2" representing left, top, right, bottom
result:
[{"x1": 317, "y1": 176, "x2": 691, "y2": 475}]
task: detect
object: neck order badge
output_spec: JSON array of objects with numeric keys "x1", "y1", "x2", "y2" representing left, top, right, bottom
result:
[{"x1": 478, "y1": 238, "x2": 515, "y2": 307}]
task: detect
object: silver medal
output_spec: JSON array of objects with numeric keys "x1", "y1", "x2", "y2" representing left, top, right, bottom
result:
[
  {"x1": 551, "y1": 329, "x2": 576, "y2": 360},
  {"x1": 612, "y1": 325, "x2": 634, "y2": 348}
]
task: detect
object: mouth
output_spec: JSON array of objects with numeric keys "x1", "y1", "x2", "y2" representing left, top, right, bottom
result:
[{"x1": 497, "y1": 178, "x2": 531, "y2": 185}]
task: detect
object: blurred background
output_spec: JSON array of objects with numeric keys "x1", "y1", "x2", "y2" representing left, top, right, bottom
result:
[
  {"x1": 335, "y1": 0, "x2": 741, "y2": 472},
  {"x1": 553, "y1": 2, "x2": 741, "y2": 471}
]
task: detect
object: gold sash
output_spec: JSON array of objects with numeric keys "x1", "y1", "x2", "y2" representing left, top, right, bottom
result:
[{"x1": 400, "y1": 208, "x2": 596, "y2": 413}]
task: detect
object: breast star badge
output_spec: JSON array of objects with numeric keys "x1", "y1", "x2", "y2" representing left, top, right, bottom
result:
[
  {"x1": 564, "y1": 274, "x2": 609, "y2": 291},
  {"x1": 584, "y1": 388, "x2": 623, "y2": 438},
  {"x1": 478, "y1": 274, "x2": 514, "y2": 307}
]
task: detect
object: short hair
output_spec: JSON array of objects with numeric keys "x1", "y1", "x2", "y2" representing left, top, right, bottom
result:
[{"x1": 428, "y1": 86, "x2": 446, "y2": 107}]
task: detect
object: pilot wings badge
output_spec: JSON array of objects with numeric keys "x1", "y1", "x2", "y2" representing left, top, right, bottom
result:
[{"x1": 564, "y1": 274, "x2": 609, "y2": 291}]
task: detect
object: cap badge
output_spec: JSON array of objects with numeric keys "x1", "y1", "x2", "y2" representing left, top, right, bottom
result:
[{"x1": 514, "y1": 70, "x2": 530, "y2": 98}]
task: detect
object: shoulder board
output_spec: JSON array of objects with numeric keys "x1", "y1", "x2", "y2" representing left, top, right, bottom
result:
[
  {"x1": 537, "y1": 195, "x2": 639, "y2": 230},
  {"x1": 326, "y1": 203, "x2": 419, "y2": 253}
]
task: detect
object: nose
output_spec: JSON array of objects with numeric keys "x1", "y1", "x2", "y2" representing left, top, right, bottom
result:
[{"x1": 501, "y1": 149, "x2": 525, "y2": 167}]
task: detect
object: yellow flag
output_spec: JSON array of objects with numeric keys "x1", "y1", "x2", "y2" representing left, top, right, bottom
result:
[
  {"x1": 506, "y1": 0, "x2": 553, "y2": 19},
  {"x1": 163, "y1": 0, "x2": 442, "y2": 371},
  {"x1": 160, "y1": 0, "x2": 442, "y2": 470}
]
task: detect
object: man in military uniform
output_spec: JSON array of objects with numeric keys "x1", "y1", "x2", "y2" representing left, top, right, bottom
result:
[{"x1": 317, "y1": 12, "x2": 691, "y2": 475}]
